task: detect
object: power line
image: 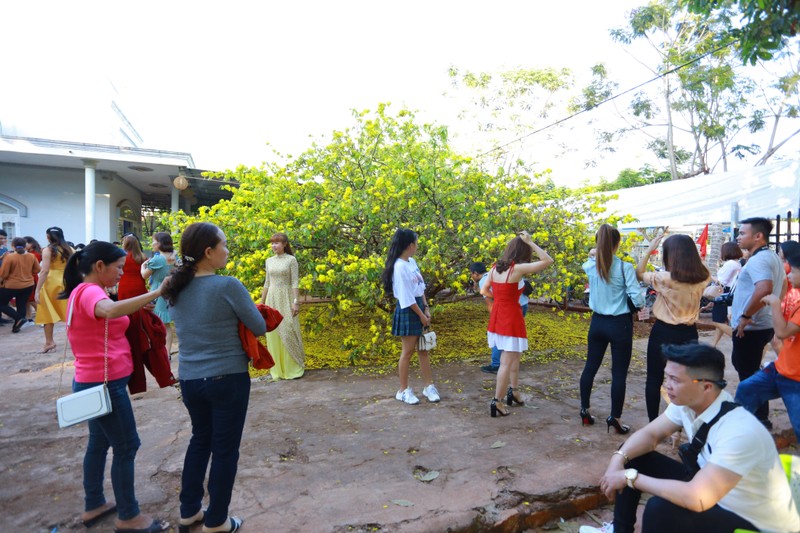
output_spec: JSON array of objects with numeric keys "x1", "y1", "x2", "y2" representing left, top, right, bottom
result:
[{"x1": 476, "y1": 39, "x2": 739, "y2": 158}]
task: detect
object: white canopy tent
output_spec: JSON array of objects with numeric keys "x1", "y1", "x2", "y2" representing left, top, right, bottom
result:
[{"x1": 601, "y1": 159, "x2": 800, "y2": 230}]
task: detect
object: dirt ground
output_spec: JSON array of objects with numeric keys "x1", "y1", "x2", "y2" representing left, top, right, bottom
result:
[{"x1": 0, "y1": 317, "x2": 796, "y2": 533}]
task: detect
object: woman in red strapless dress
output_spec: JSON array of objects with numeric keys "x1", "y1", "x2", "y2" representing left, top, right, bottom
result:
[
  {"x1": 481, "y1": 231, "x2": 554, "y2": 417},
  {"x1": 117, "y1": 234, "x2": 147, "y2": 300}
]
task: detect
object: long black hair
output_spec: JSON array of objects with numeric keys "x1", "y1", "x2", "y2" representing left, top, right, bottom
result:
[
  {"x1": 381, "y1": 229, "x2": 417, "y2": 296},
  {"x1": 161, "y1": 222, "x2": 222, "y2": 305},
  {"x1": 59, "y1": 241, "x2": 126, "y2": 299},
  {"x1": 46, "y1": 226, "x2": 73, "y2": 262}
]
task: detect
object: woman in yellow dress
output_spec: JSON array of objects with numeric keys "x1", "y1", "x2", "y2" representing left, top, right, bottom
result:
[
  {"x1": 259, "y1": 232, "x2": 305, "y2": 379},
  {"x1": 34, "y1": 226, "x2": 73, "y2": 352}
]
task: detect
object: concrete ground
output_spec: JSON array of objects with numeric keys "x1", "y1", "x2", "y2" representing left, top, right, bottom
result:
[{"x1": 0, "y1": 316, "x2": 796, "y2": 533}]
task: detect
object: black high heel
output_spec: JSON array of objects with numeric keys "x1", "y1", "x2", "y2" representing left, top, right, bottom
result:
[
  {"x1": 580, "y1": 408, "x2": 595, "y2": 426},
  {"x1": 606, "y1": 416, "x2": 631, "y2": 435},
  {"x1": 506, "y1": 386, "x2": 525, "y2": 406},
  {"x1": 490, "y1": 398, "x2": 509, "y2": 417}
]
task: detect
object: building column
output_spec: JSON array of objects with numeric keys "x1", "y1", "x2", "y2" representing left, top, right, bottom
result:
[
  {"x1": 171, "y1": 183, "x2": 180, "y2": 212},
  {"x1": 83, "y1": 159, "x2": 98, "y2": 242}
]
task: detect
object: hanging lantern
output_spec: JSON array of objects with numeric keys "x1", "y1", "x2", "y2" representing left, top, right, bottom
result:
[{"x1": 173, "y1": 175, "x2": 189, "y2": 190}]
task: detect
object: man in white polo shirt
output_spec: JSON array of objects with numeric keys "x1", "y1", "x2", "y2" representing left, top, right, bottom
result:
[{"x1": 581, "y1": 342, "x2": 799, "y2": 533}]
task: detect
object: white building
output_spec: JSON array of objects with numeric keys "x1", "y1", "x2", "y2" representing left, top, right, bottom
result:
[{"x1": 0, "y1": 78, "x2": 231, "y2": 244}]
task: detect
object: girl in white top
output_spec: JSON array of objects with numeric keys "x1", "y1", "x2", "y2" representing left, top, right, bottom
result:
[
  {"x1": 711, "y1": 241, "x2": 743, "y2": 347},
  {"x1": 380, "y1": 229, "x2": 439, "y2": 405}
]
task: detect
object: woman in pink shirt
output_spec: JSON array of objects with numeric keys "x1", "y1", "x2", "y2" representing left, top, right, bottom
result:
[{"x1": 61, "y1": 241, "x2": 167, "y2": 532}]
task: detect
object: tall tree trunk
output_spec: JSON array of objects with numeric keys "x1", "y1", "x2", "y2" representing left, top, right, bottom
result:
[{"x1": 664, "y1": 76, "x2": 679, "y2": 180}]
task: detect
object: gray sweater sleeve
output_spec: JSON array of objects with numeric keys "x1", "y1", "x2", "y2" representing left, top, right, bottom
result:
[{"x1": 171, "y1": 275, "x2": 266, "y2": 380}]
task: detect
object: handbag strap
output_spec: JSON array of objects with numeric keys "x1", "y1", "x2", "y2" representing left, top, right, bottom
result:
[{"x1": 56, "y1": 286, "x2": 109, "y2": 397}]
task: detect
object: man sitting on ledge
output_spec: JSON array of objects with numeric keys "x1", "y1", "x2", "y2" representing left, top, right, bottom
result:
[{"x1": 580, "y1": 343, "x2": 799, "y2": 533}]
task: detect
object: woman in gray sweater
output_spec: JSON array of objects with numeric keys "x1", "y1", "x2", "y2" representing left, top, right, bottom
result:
[{"x1": 163, "y1": 222, "x2": 266, "y2": 533}]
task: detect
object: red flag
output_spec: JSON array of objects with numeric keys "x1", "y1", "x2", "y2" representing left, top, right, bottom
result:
[{"x1": 696, "y1": 224, "x2": 709, "y2": 259}]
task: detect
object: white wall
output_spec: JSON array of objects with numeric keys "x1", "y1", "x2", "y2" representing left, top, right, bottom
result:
[{"x1": 0, "y1": 164, "x2": 142, "y2": 244}]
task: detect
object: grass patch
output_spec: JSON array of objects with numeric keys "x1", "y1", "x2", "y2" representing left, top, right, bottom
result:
[{"x1": 250, "y1": 299, "x2": 591, "y2": 377}]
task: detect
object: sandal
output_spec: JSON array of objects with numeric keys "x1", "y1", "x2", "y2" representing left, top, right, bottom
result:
[
  {"x1": 202, "y1": 516, "x2": 243, "y2": 533},
  {"x1": 41, "y1": 343, "x2": 57, "y2": 353}
]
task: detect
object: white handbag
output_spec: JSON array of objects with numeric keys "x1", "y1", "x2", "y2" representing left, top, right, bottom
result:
[
  {"x1": 56, "y1": 295, "x2": 112, "y2": 428},
  {"x1": 417, "y1": 329, "x2": 437, "y2": 351}
]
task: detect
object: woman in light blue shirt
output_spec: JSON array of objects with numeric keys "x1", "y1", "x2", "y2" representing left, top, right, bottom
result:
[{"x1": 579, "y1": 224, "x2": 644, "y2": 434}]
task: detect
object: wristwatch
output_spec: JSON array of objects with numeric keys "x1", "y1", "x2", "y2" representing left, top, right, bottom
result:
[
  {"x1": 624, "y1": 468, "x2": 639, "y2": 489},
  {"x1": 741, "y1": 314, "x2": 752, "y2": 320}
]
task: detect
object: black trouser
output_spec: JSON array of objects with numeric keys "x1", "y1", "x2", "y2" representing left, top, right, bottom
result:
[
  {"x1": 613, "y1": 452, "x2": 757, "y2": 533},
  {"x1": 732, "y1": 327, "x2": 774, "y2": 422},
  {"x1": 580, "y1": 313, "x2": 633, "y2": 419},
  {"x1": 0, "y1": 285, "x2": 34, "y2": 322},
  {"x1": 646, "y1": 320, "x2": 698, "y2": 421}
]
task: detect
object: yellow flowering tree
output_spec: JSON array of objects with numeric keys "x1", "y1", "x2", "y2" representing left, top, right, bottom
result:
[{"x1": 165, "y1": 104, "x2": 615, "y2": 361}]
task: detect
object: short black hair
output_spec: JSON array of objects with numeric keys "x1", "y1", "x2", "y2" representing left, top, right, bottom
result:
[
  {"x1": 469, "y1": 262, "x2": 487, "y2": 274},
  {"x1": 740, "y1": 217, "x2": 773, "y2": 241},
  {"x1": 787, "y1": 253, "x2": 800, "y2": 270},
  {"x1": 0, "y1": 229, "x2": 6, "y2": 237},
  {"x1": 662, "y1": 342, "x2": 725, "y2": 384}
]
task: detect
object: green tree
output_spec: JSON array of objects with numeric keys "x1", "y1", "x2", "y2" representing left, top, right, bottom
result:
[
  {"x1": 607, "y1": 0, "x2": 753, "y2": 178},
  {"x1": 446, "y1": 66, "x2": 575, "y2": 174},
  {"x1": 684, "y1": 0, "x2": 800, "y2": 64},
  {"x1": 166, "y1": 105, "x2": 615, "y2": 361}
]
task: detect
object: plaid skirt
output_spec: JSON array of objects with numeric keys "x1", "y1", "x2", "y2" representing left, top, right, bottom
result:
[{"x1": 392, "y1": 297, "x2": 426, "y2": 337}]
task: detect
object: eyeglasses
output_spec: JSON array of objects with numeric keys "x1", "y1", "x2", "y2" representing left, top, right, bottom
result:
[{"x1": 692, "y1": 378, "x2": 727, "y2": 388}]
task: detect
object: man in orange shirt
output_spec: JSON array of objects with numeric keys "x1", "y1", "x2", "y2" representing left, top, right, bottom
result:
[{"x1": 736, "y1": 252, "x2": 800, "y2": 439}]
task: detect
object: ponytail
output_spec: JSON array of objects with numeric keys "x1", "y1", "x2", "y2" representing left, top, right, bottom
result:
[
  {"x1": 58, "y1": 242, "x2": 126, "y2": 299},
  {"x1": 161, "y1": 222, "x2": 221, "y2": 305},
  {"x1": 161, "y1": 261, "x2": 197, "y2": 306},
  {"x1": 595, "y1": 224, "x2": 621, "y2": 283}
]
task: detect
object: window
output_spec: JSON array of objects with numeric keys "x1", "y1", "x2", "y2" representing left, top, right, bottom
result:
[
  {"x1": 117, "y1": 200, "x2": 140, "y2": 241},
  {"x1": 0, "y1": 201, "x2": 19, "y2": 239}
]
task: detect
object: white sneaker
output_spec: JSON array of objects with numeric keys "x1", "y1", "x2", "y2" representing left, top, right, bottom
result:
[
  {"x1": 422, "y1": 384, "x2": 441, "y2": 403},
  {"x1": 579, "y1": 523, "x2": 614, "y2": 533},
  {"x1": 395, "y1": 387, "x2": 420, "y2": 405}
]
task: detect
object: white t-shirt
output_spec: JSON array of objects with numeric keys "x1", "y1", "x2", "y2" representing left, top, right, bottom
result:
[
  {"x1": 665, "y1": 391, "x2": 800, "y2": 532},
  {"x1": 716, "y1": 259, "x2": 742, "y2": 288},
  {"x1": 392, "y1": 257, "x2": 426, "y2": 309}
]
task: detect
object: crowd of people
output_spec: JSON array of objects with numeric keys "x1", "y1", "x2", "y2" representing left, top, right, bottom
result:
[{"x1": 2, "y1": 217, "x2": 799, "y2": 532}]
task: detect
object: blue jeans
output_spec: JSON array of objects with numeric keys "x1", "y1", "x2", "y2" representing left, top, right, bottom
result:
[
  {"x1": 732, "y1": 327, "x2": 774, "y2": 421},
  {"x1": 490, "y1": 304, "x2": 528, "y2": 366},
  {"x1": 736, "y1": 362, "x2": 800, "y2": 438},
  {"x1": 74, "y1": 375, "x2": 141, "y2": 520},
  {"x1": 180, "y1": 372, "x2": 251, "y2": 527}
]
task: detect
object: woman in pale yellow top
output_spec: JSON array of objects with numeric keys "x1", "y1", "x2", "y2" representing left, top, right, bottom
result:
[
  {"x1": 259, "y1": 232, "x2": 305, "y2": 379},
  {"x1": 636, "y1": 233, "x2": 710, "y2": 420},
  {"x1": 34, "y1": 227, "x2": 73, "y2": 353}
]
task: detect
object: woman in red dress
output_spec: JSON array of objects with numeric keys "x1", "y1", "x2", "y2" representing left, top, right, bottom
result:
[
  {"x1": 481, "y1": 231, "x2": 553, "y2": 417},
  {"x1": 117, "y1": 234, "x2": 147, "y2": 300}
]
